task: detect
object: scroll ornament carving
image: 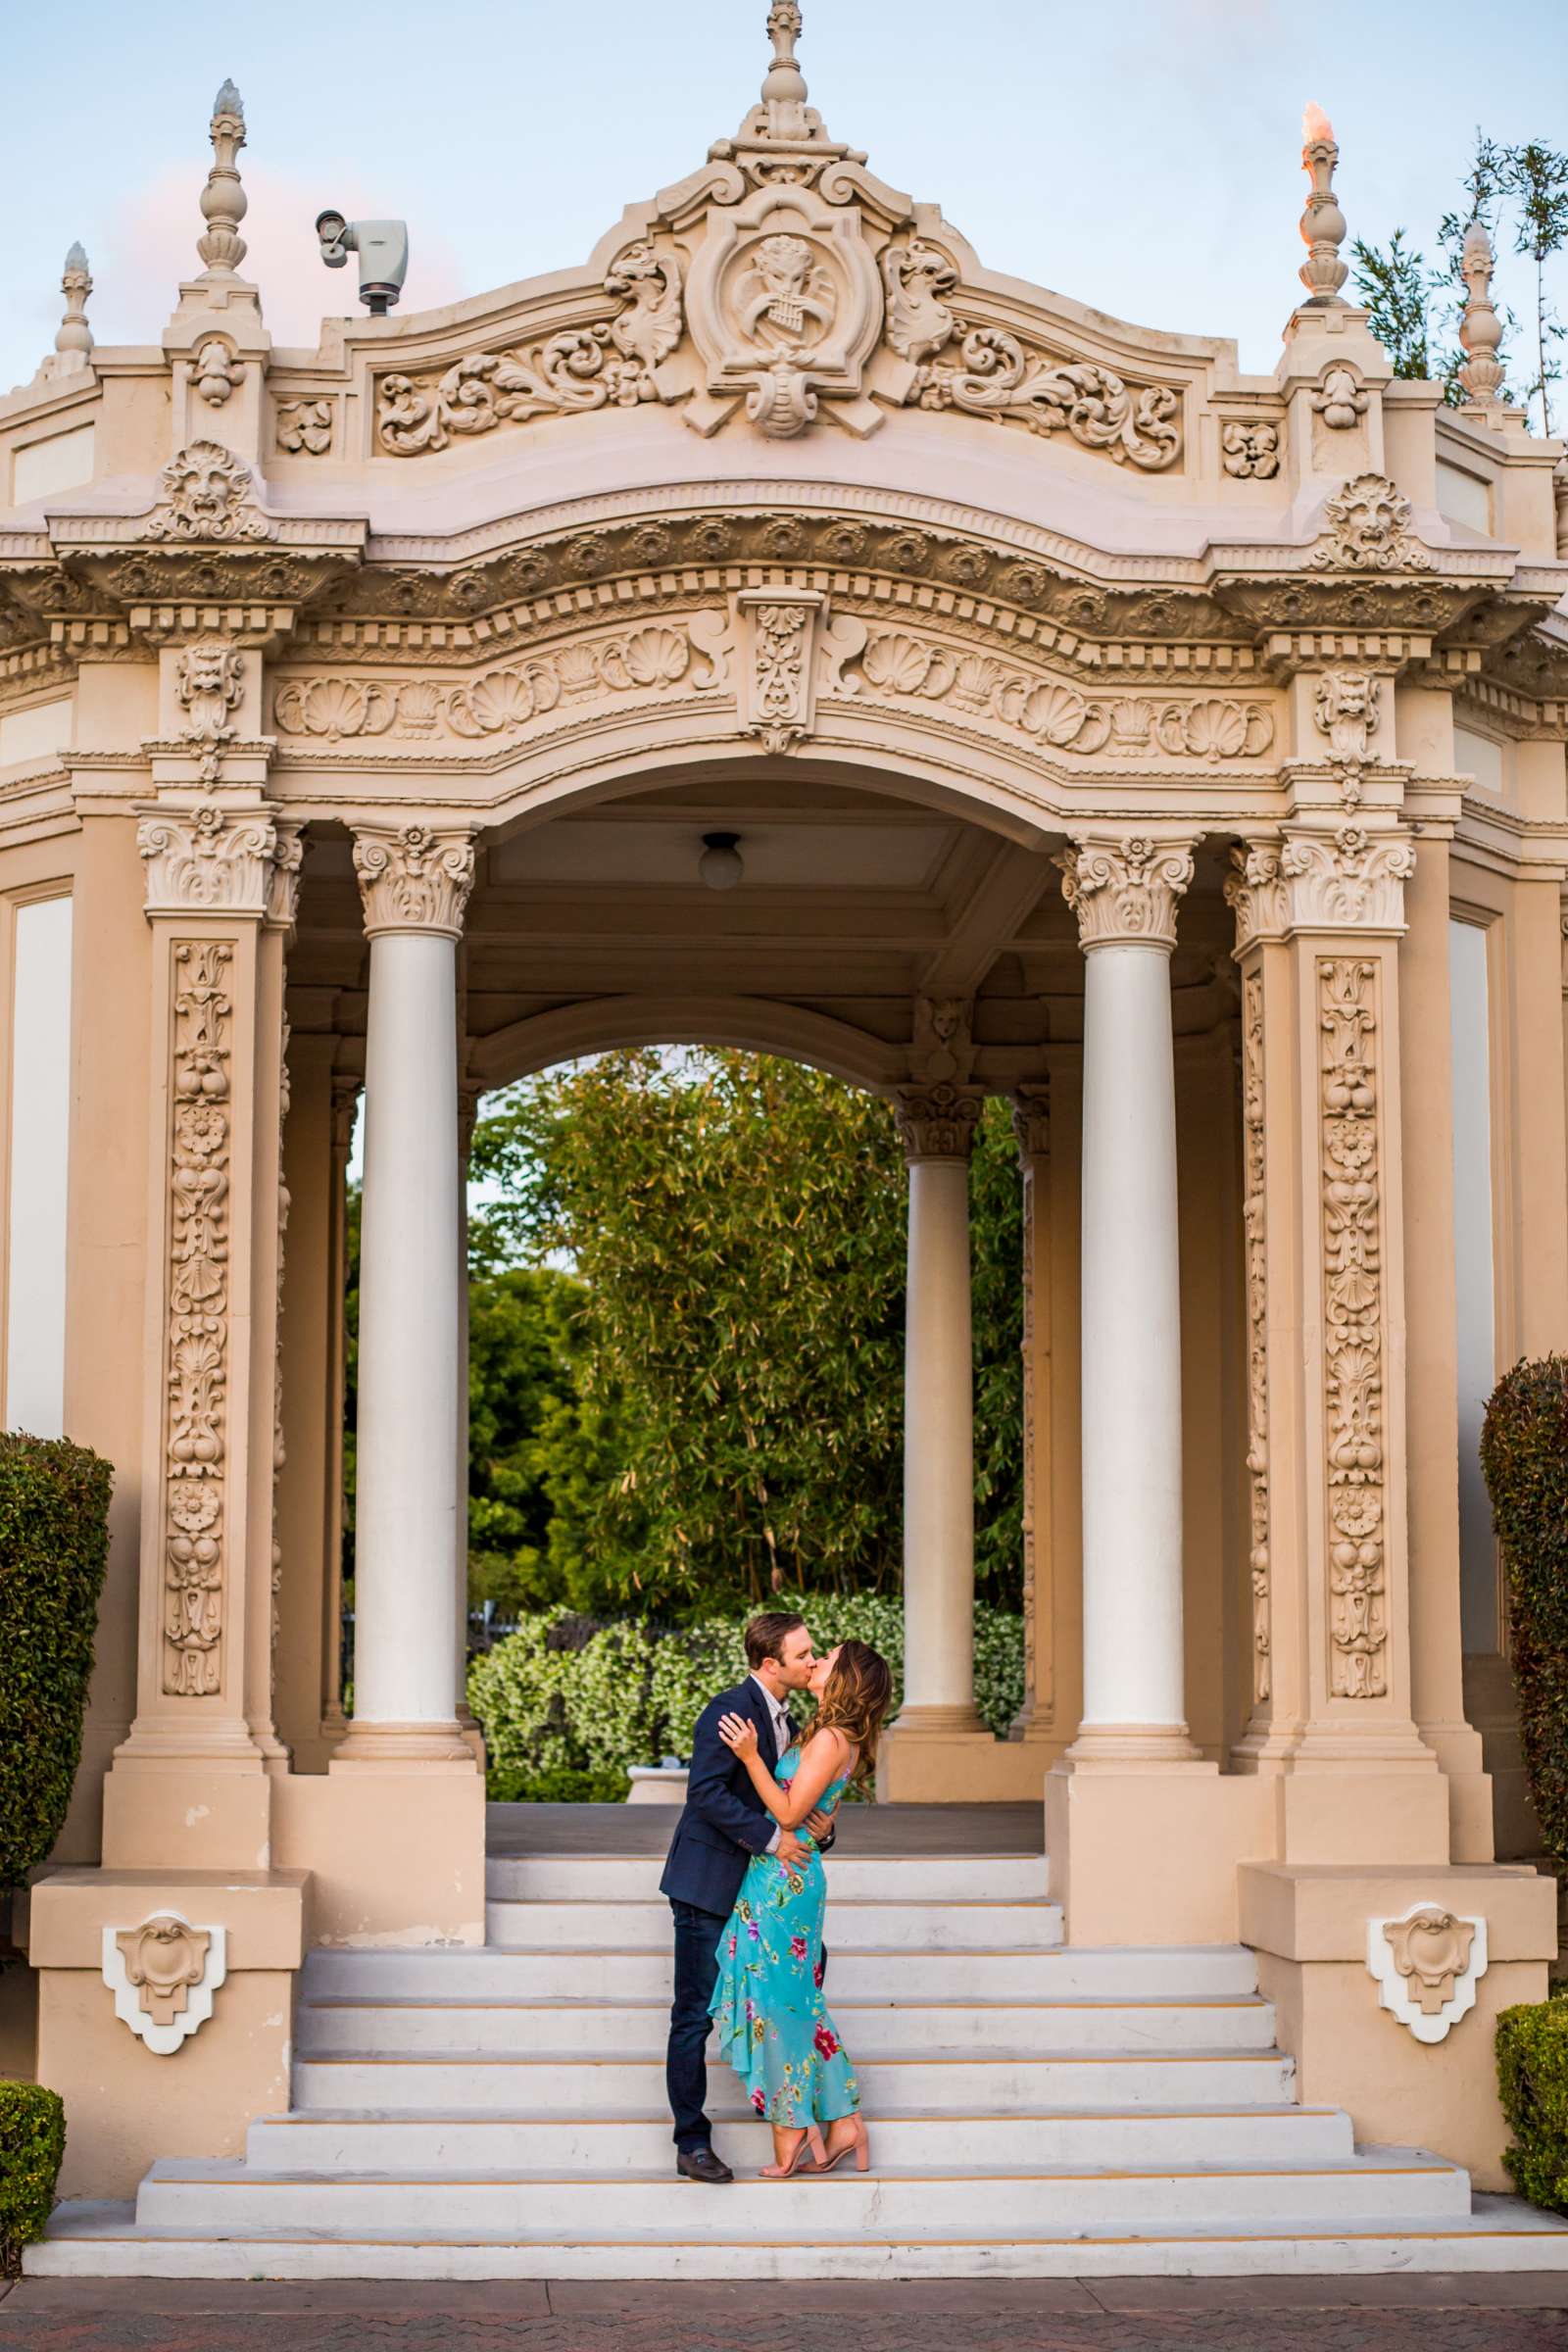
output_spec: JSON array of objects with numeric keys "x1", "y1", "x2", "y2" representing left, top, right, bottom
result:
[
  {"x1": 1368, "y1": 1904, "x2": 1488, "y2": 2043},
  {"x1": 142, "y1": 441, "x2": 275, "y2": 543},
  {"x1": 138, "y1": 804, "x2": 277, "y2": 915},
  {"x1": 163, "y1": 941, "x2": 233, "y2": 1696},
  {"x1": 1221, "y1": 419, "x2": 1281, "y2": 479},
  {"x1": 1309, "y1": 473, "x2": 1432, "y2": 571},
  {"x1": 376, "y1": 243, "x2": 683, "y2": 454},
  {"x1": 353, "y1": 823, "x2": 476, "y2": 938},
  {"x1": 174, "y1": 643, "x2": 245, "y2": 785},
  {"x1": 1280, "y1": 826, "x2": 1414, "y2": 932},
  {"x1": 1056, "y1": 835, "x2": 1196, "y2": 951},
  {"x1": 1318, "y1": 956, "x2": 1389, "y2": 1699},
  {"x1": 275, "y1": 398, "x2": 333, "y2": 455},
  {"x1": 273, "y1": 617, "x2": 728, "y2": 746},
  {"x1": 842, "y1": 630, "x2": 1273, "y2": 763},
  {"x1": 883, "y1": 242, "x2": 1182, "y2": 470},
  {"x1": 103, "y1": 1913, "x2": 227, "y2": 2055},
  {"x1": 1240, "y1": 967, "x2": 1271, "y2": 1701},
  {"x1": 748, "y1": 601, "x2": 811, "y2": 751}
]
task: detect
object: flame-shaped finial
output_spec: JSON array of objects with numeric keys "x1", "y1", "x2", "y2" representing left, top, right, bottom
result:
[
  {"x1": 44, "y1": 242, "x2": 94, "y2": 379},
  {"x1": 1457, "y1": 220, "x2": 1506, "y2": 407},
  {"x1": 1298, "y1": 102, "x2": 1348, "y2": 303},
  {"x1": 196, "y1": 76, "x2": 249, "y2": 276}
]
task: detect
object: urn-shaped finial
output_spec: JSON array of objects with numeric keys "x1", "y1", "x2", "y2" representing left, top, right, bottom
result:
[
  {"x1": 48, "y1": 242, "x2": 94, "y2": 375},
  {"x1": 1457, "y1": 220, "x2": 1506, "y2": 407},
  {"x1": 197, "y1": 76, "x2": 249, "y2": 276}
]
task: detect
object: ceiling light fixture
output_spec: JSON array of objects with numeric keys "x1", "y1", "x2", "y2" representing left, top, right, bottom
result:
[{"x1": 699, "y1": 831, "x2": 745, "y2": 891}]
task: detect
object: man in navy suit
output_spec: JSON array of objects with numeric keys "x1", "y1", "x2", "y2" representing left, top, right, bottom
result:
[{"x1": 660, "y1": 1609, "x2": 835, "y2": 2182}]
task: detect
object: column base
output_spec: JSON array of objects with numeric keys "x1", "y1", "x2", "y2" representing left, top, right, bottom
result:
[
  {"x1": 1046, "y1": 1757, "x2": 1273, "y2": 1944},
  {"x1": 101, "y1": 1753, "x2": 272, "y2": 1873},
  {"x1": 877, "y1": 1718, "x2": 1048, "y2": 1802},
  {"x1": 330, "y1": 1718, "x2": 477, "y2": 1770},
  {"x1": 1066, "y1": 1720, "x2": 1201, "y2": 1765},
  {"x1": 272, "y1": 1766, "x2": 485, "y2": 1945}
]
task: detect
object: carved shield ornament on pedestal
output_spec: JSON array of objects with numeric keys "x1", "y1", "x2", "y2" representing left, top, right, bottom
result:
[
  {"x1": 683, "y1": 183, "x2": 883, "y2": 438},
  {"x1": 1366, "y1": 1902, "x2": 1488, "y2": 2044}
]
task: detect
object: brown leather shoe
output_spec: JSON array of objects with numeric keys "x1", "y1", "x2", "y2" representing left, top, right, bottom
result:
[{"x1": 676, "y1": 2145, "x2": 734, "y2": 2183}]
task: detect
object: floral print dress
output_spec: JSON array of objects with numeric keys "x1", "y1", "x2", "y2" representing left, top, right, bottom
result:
[{"x1": 709, "y1": 1741, "x2": 859, "y2": 2130}]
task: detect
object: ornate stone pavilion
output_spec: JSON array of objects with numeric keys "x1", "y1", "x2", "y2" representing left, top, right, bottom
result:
[{"x1": 5, "y1": 2, "x2": 1568, "y2": 2278}]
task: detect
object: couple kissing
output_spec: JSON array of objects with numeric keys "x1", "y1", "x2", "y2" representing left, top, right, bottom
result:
[{"x1": 660, "y1": 1611, "x2": 893, "y2": 2181}]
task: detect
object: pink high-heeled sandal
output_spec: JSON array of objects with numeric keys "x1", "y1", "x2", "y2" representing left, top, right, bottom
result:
[
  {"x1": 760, "y1": 2122, "x2": 827, "y2": 2179},
  {"x1": 813, "y1": 2114, "x2": 869, "y2": 2173}
]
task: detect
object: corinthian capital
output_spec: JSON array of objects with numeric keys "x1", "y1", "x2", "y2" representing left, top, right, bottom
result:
[
  {"x1": 352, "y1": 822, "x2": 476, "y2": 939},
  {"x1": 138, "y1": 802, "x2": 279, "y2": 917},
  {"x1": 1055, "y1": 832, "x2": 1197, "y2": 952},
  {"x1": 892, "y1": 1082, "x2": 985, "y2": 1164},
  {"x1": 1279, "y1": 824, "x2": 1415, "y2": 934},
  {"x1": 1224, "y1": 840, "x2": 1290, "y2": 957}
]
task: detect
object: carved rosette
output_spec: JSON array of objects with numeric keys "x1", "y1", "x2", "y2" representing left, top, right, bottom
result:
[
  {"x1": 1056, "y1": 834, "x2": 1196, "y2": 952},
  {"x1": 162, "y1": 940, "x2": 234, "y2": 1695},
  {"x1": 1240, "y1": 969, "x2": 1271, "y2": 1702},
  {"x1": 1318, "y1": 956, "x2": 1390, "y2": 1699},
  {"x1": 352, "y1": 823, "x2": 477, "y2": 939}
]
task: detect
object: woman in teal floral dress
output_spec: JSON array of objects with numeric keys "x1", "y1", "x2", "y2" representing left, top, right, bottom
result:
[{"x1": 710, "y1": 1641, "x2": 893, "y2": 2179}]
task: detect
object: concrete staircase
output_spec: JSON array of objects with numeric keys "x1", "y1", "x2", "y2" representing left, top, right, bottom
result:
[{"x1": 27, "y1": 1845, "x2": 1568, "y2": 2278}]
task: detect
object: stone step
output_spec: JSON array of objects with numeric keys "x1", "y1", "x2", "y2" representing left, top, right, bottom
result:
[
  {"x1": 481, "y1": 1897, "x2": 1064, "y2": 1951},
  {"x1": 294, "y1": 1996, "x2": 1277, "y2": 2064},
  {"x1": 304, "y1": 1943, "x2": 1203, "y2": 2004},
  {"x1": 132, "y1": 2153, "x2": 1474, "y2": 2236},
  {"x1": 483, "y1": 1854, "x2": 1051, "y2": 1904},
  {"x1": 287, "y1": 2048, "x2": 1298, "y2": 2112},
  {"x1": 246, "y1": 2103, "x2": 1355, "y2": 2172},
  {"x1": 30, "y1": 2192, "x2": 1568, "y2": 2280}
]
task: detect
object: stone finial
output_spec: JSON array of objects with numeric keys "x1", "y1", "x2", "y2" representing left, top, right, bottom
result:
[
  {"x1": 45, "y1": 242, "x2": 94, "y2": 377},
  {"x1": 1298, "y1": 103, "x2": 1348, "y2": 303},
  {"x1": 196, "y1": 78, "x2": 249, "y2": 276},
  {"x1": 1457, "y1": 220, "x2": 1506, "y2": 407},
  {"x1": 735, "y1": 1, "x2": 829, "y2": 147}
]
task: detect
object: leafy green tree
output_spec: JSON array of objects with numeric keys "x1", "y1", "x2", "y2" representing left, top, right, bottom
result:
[
  {"x1": 1503, "y1": 140, "x2": 1568, "y2": 435},
  {"x1": 468, "y1": 1051, "x2": 1025, "y2": 1616},
  {"x1": 1350, "y1": 228, "x2": 1434, "y2": 380}
]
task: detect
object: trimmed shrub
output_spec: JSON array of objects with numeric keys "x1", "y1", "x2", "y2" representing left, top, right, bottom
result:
[
  {"x1": 0, "y1": 1434, "x2": 113, "y2": 1891},
  {"x1": 1480, "y1": 1356, "x2": 1568, "y2": 1866},
  {"x1": 486, "y1": 1764, "x2": 631, "y2": 1804},
  {"x1": 1497, "y1": 1996, "x2": 1568, "y2": 2214},
  {"x1": 469, "y1": 1593, "x2": 1026, "y2": 1801},
  {"x1": 0, "y1": 2082, "x2": 66, "y2": 2276}
]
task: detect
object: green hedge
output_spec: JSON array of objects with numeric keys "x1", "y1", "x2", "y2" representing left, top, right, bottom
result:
[
  {"x1": 0, "y1": 2082, "x2": 65, "y2": 2277},
  {"x1": 468, "y1": 1592, "x2": 1025, "y2": 1801},
  {"x1": 1497, "y1": 1996, "x2": 1568, "y2": 2214},
  {"x1": 0, "y1": 1434, "x2": 113, "y2": 1892},
  {"x1": 1480, "y1": 1356, "x2": 1568, "y2": 1867}
]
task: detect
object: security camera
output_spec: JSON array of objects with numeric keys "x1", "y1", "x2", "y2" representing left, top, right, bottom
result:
[{"x1": 316, "y1": 211, "x2": 410, "y2": 316}]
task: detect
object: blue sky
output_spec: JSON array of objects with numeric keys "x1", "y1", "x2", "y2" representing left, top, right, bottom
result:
[{"x1": 3, "y1": 0, "x2": 1565, "y2": 403}]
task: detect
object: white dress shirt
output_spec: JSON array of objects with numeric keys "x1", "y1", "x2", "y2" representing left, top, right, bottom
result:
[{"x1": 748, "y1": 1672, "x2": 795, "y2": 1856}]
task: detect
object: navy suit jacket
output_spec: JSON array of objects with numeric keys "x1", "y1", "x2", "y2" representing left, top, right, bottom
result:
[{"x1": 661, "y1": 1679, "x2": 831, "y2": 1916}]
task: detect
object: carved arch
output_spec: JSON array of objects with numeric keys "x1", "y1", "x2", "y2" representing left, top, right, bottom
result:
[{"x1": 466, "y1": 994, "x2": 909, "y2": 1095}]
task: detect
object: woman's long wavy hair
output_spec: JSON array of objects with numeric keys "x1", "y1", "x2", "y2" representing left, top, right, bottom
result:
[{"x1": 811, "y1": 1640, "x2": 894, "y2": 1784}]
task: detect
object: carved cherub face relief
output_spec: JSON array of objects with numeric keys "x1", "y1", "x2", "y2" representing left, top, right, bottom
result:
[{"x1": 739, "y1": 233, "x2": 836, "y2": 349}]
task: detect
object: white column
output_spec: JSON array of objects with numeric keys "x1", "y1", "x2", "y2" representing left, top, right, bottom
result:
[
  {"x1": 335, "y1": 824, "x2": 476, "y2": 1766},
  {"x1": 455, "y1": 1084, "x2": 482, "y2": 1745},
  {"x1": 893, "y1": 1090, "x2": 983, "y2": 1730},
  {"x1": 1059, "y1": 835, "x2": 1199, "y2": 1759}
]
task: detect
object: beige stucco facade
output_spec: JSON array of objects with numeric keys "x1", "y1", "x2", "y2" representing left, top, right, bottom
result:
[{"x1": 3, "y1": 10, "x2": 1568, "y2": 2209}]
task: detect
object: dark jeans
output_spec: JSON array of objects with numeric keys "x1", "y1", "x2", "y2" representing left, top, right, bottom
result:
[
  {"x1": 666, "y1": 1895, "x2": 832, "y2": 2153},
  {"x1": 667, "y1": 1898, "x2": 729, "y2": 2152}
]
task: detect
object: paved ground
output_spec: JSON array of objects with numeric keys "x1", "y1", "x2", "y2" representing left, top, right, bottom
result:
[
  {"x1": 5, "y1": 2277, "x2": 1568, "y2": 2349},
  {"x1": 484, "y1": 1801, "x2": 1046, "y2": 1856}
]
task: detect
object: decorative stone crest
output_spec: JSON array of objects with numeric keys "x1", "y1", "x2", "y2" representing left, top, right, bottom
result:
[
  {"x1": 685, "y1": 183, "x2": 882, "y2": 437},
  {"x1": 174, "y1": 644, "x2": 246, "y2": 784},
  {"x1": 1368, "y1": 1904, "x2": 1488, "y2": 2043},
  {"x1": 1056, "y1": 834, "x2": 1196, "y2": 951},
  {"x1": 1221, "y1": 420, "x2": 1281, "y2": 479},
  {"x1": 1317, "y1": 956, "x2": 1389, "y2": 1699},
  {"x1": 1312, "y1": 363, "x2": 1368, "y2": 430},
  {"x1": 352, "y1": 823, "x2": 476, "y2": 938},
  {"x1": 1309, "y1": 474, "x2": 1432, "y2": 572},
  {"x1": 142, "y1": 442, "x2": 275, "y2": 544},
  {"x1": 103, "y1": 1913, "x2": 227, "y2": 2054},
  {"x1": 1313, "y1": 668, "x2": 1381, "y2": 765},
  {"x1": 275, "y1": 399, "x2": 334, "y2": 455}
]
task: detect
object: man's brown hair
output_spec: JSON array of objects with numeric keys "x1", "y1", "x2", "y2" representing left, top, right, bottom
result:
[{"x1": 743, "y1": 1610, "x2": 807, "y2": 1671}]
